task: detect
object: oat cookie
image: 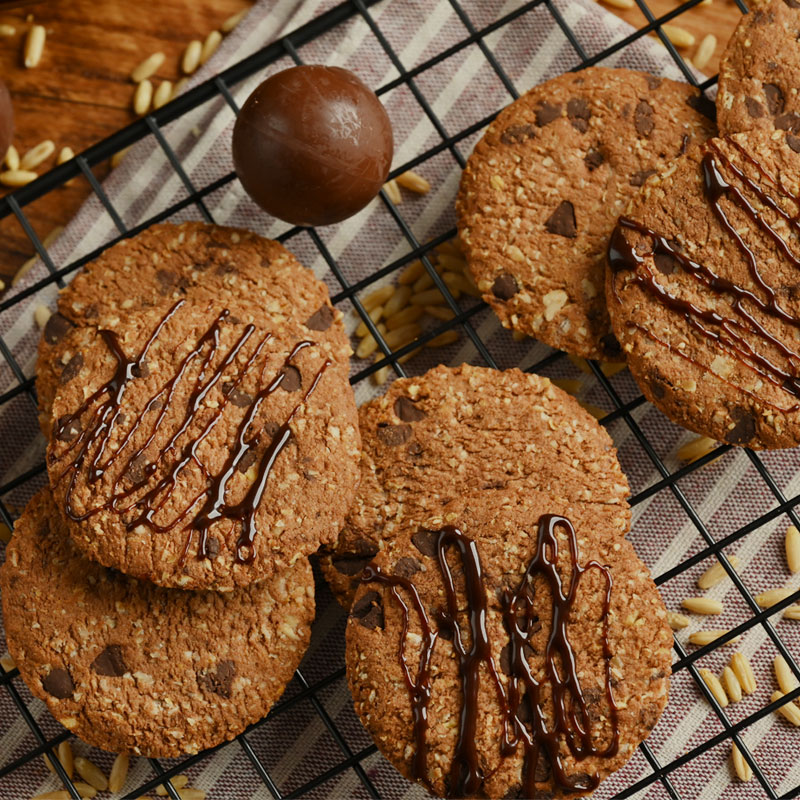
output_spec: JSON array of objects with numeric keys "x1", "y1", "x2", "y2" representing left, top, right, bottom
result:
[
  {"x1": 319, "y1": 363, "x2": 630, "y2": 607},
  {"x1": 457, "y1": 67, "x2": 716, "y2": 360},
  {"x1": 717, "y1": 0, "x2": 800, "y2": 137},
  {"x1": 346, "y1": 492, "x2": 672, "y2": 799},
  {"x1": 37, "y1": 222, "x2": 347, "y2": 435},
  {"x1": 1, "y1": 489, "x2": 314, "y2": 757},
  {"x1": 606, "y1": 131, "x2": 800, "y2": 449},
  {"x1": 47, "y1": 298, "x2": 360, "y2": 590}
]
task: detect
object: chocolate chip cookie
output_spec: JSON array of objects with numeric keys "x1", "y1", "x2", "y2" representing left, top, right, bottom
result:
[
  {"x1": 47, "y1": 298, "x2": 360, "y2": 590},
  {"x1": 606, "y1": 131, "x2": 800, "y2": 448},
  {"x1": 37, "y1": 222, "x2": 347, "y2": 436},
  {"x1": 717, "y1": 0, "x2": 800, "y2": 136},
  {"x1": 345, "y1": 491, "x2": 672, "y2": 799},
  {"x1": 457, "y1": 67, "x2": 716, "y2": 360},
  {"x1": 1, "y1": 489, "x2": 315, "y2": 757},
  {"x1": 319, "y1": 363, "x2": 630, "y2": 607}
]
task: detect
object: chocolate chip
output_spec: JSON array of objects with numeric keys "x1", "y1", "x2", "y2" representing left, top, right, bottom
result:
[
  {"x1": 394, "y1": 557, "x2": 421, "y2": 578},
  {"x1": 407, "y1": 441, "x2": 423, "y2": 456},
  {"x1": 280, "y1": 365, "x2": 302, "y2": 392},
  {"x1": 155, "y1": 269, "x2": 188, "y2": 295},
  {"x1": 685, "y1": 93, "x2": 716, "y2": 121},
  {"x1": 42, "y1": 668, "x2": 74, "y2": 698},
  {"x1": 411, "y1": 530, "x2": 439, "y2": 558},
  {"x1": 653, "y1": 252, "x2": 680, "y2": 275},
  {"x1": 566, "y1": 97, "x2": 590, "y2": 132},
  {"x1": 645, "y1": 75, "x2": 663, "y2": 90},
  {"x1": 237, "y1": 448, "x2": 257, "y2": 474},
  {"x1": 584, "y1": 147, "x2": 604, "y2": 171},
  {"x1": 227, "y1": 386, "x2": 254, "y2": 407},
  {"x1": 91, "y1": 645, "x2": 128, "y2": 677},
  {"x1": 784, "y1": 0, "x2": 800, "y2": 8},
  {"x1": 351, "y1": 590, "x2": 384, "y2": 630},
  {"x1": 535, "y1": 101, "x2": 561, "y2": 127},
  {"x1": 634, "y1": 100, "x2": 654, "y2": 137},
  {"x1": 54, "y1": 415, "x2": 82, "y2": 443},
  {"x1": 775, "y1": 112, "x2": 800, "y2": 133},
  {"x1": 725, "y1": 406, "x2": 756, "y2": 445},
  {"x1": 332, "y1": 555, "x2": 372, "y2": 576},
  {"x1": 393, "y1": 396, "x2": 425, "y2": 422},
  {"x1": 376, "y1": 422, "x2": 412, "y2": 446},
  {"x1": 205, "y1": 536, "x2": 220, "y2": 559},
  {"x1": 214, "y1": 262, "x2": 238, "y2": 277},
  {"x1": 745, "y1": 96, "x2": 765, "y2": 119},
  {"x1": 125, "y1": 453, "x2": 148, "y2": 484},
  {"x1": 491, "y1": 273, "x2": 519, "y2": 300},
  {"x1": 544, "y1": 200, "x2": 577, "y2": 238},
  {"x1": 198, "y1": 659, "x2": 236, "y2": 698},
  {"x1": 43, "y1": 312, "x2": 73, "y2": 345},
  {"x1": 59, "y1": 353, "x2": 84, "y2": 384},
  {"x1": 500, "y1": 123, "x2": 536, "y2": 145},
  {"x1": 131, "y1": 360, "x2": 149, "y2": 379},
  {"x1": 764, "y1": 83, "x2": 785, "y2": 116},
  {"x1": 305, "y1": 304, "x2": 334, "y2": 331},
  {"x1": 787, "y1": 133, "x2": 800, "y2": 153},
  {"x1": 563, "y1": 772, "x2": 592, "y2": 791},
  {"x1": 630, "y1": 169, "x2": 657, "y2": 187}
]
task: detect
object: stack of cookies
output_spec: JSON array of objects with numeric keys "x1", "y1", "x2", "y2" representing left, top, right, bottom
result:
[{"x1": 1, "y1": 222, "x2": 362, "y2": 757}]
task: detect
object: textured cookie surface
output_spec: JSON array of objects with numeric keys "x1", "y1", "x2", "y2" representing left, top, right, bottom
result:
[
  {"x1": 457, "y1": 66, "x2": 716, "y2": 360},
  {"x1": 346, "y1": 493, "x2": 672, "y2": 799},
  {"x1": 606, "y1": 131, "x2": 800, "y2": 449},
  {"x1": 47, "y1": 299, "x2": 360, "y2": 590},
  {"x1": 1, "y1": 489, "x2": 315, "y2": 757},
  {"x1": 717, "y1": 0, "x2": 800, "y2": 137},
  {"x1": 37, "y1": 222, "x2": 346, "y2": 435},
  {"x1": 320, "y1": 363, "x2": 630, "y2": 607}
]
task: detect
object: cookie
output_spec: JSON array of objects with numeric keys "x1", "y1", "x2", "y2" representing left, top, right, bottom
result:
[
  {"x1": 37, "y1": 222, "x2": 347, "y2": 435},
  {"x1": 345, "y1": 491, "x2": 672, "y2": 799},
  {"x1": 319, "y1": 363, "x2": 630, "y2": 607},
  {"x1": 717, "y1": 0, "x2": 800, "y2": 137},
  {"x1": 457, "y1": 66, "x2": 716, "y2": 360},
  {"x1": 1, "y1": 489, "x2": 314, "y2": 757},
  {"x1": 606, "y1": 131, "x2": 800, "y2": 449},
  {"x1": 47, "y1": 297, "x2": 360, "y2": 590}
]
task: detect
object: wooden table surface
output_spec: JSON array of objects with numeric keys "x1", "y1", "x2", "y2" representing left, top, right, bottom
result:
[{"x1": 0, "y1": 0, "x2": 742, "y2": 282}]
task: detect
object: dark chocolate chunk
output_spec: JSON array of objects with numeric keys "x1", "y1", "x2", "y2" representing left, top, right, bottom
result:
[
  {"x1": 535, "y1": 101, "x2": 562, "y2": 127},
  {"x1": 725, "y1": 406, "x2": 756, "y2": 445},
  {"x1": 784, "y1": 0, "x2": 800, "y2": 9},
  {"x1": 351, "y1": 590, "x2": 384, "y2": 630},
  {"x1": 332, "y1": 555, "x2": 372, "y2": 576},
  {"x1": 155, "y1": 269, "x2": 188, "y2": 295},
  {"x1": 43, "y1": 312, "x2": 73, "y2": 345},
  {"x1": 91, "y1": 645, "x2": 128, "y2": 677},
  {"x1": 43, "y1": 668, "x2": 74, "y2": 698},
  {"x1": 228, "y1": 387, "x2": 254, "y2": 408},
  {"x1": 653, "y1": 252, "x2": 680, "y2": 275},
  {"x1": 59, "y1": 353, "x2": 84, "y2": 385},
  {"x1": 686, "y1": 93, "x2": 716, "y2": 121},
  {"x1": 787, "y1": 133, "x2": 800, "y2": 153},
  {"x1": 745, "y1": 96, "x2": 765, "y2": 119},
  {"x1": 198, "y1": 660, "x2": 236, "y2": 698},
  {"x1": 407, "y1": 441, "x2": 423, "y2": 456},
  {"x1": 376, "y1": 422, "x2": 412, "y2": 446},
  {"x1": 544, "y1": 200, "x2": 577, "y2": 238},
  {"x1": 566, "y1": 97, "x2": 590, "y2": 132},
  {"x1": 584, "y1": 147, "x2": 604, "y2": 171},
  {"x1": 236, "y1": 448, "x2": 258, "y2": 474},
  {"x1": 205, "y1": 536, "x2": 220, "y2": 559},
  {"x1": 645, "y1": 75, "x2": 663, "y2": 90},
  {"x1": 775, "y1": 112, "x2": 800, "y2": 133},
  {"x1": 411, "y1": 530, "x2": 439, "y2": 558},
  {"x1": 394, "y1": 557, "x2": 421, "y2": 578},
  {"x1": 500, "y1": 123, "x2": 536, "y2": 145},
  {"x1": 630, "y1": 169, "x2": 657, "y2": 187},
  {"x1": 305, "y1": 304, "x2": 334, "y2": 331},
  {"x1": 54, "y1": 415, "x2": 82, "y2": 443},
  {"x1": 634, "y1": 100, "x2": 655, "y2": 137},
  {"x1": 600, "y1": 333, "x2": 622, "y2": 358},
  {"x1": 393, "y1": 396, "x2": 425, "y2": 422},
  {"x1": 280, "y1": 365, "x2": 302, "y2": 392},
  {"x1": 764, "y1": 83, "x2": 785, "y2": 116},
  {"x1": 131, "y1": 359, "x2": 150, "y2": 379},
  {"x1": 125, "y1": 453, "x2": 148, "y2": 484},
  {"x1": 491, "y1": 273, "x2": 519, "y2": 300}
]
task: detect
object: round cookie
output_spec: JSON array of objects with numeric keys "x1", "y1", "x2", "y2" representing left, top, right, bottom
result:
[
  {"x1": 37, "y1": 221, "x2": 347, "y2": 435},
  {"x1": 346, "y1": 492, "x2": 672, "y2": 799},
  {"x1": 717, "y1": 0, "x2": 800, "y2": 137},
  {"x1": 606, "y1": 131, "x2": 800, "y2": 449},
  {"x1": 47, "y1": 298, "x2": 360, "y2": 590},
  {"x1": 1, "y1": 489, "x2": 315, "y2": 757},
  {"x1": 457, "y1": 66, "x2": 716, "y2": 360},
  {"x1": 319, "y1": 363, "x2": 630, "y2": 607}
]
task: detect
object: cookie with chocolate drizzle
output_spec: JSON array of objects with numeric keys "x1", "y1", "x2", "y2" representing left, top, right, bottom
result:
[
  {"x1": 345, "y1": 492, "x2": 672, "y2": 799},
  {"x1": 1, "y1": 488, "x2": 315, "y2": 757},
  {"x1": 46, "y1": 298, "x2": 360, "y2": 590},
  {"x1": 457, "y1": 66, "x2": 715, "y2": 361},
  {"x1": 319, "y1": 363, "x2": 630, "y2": 608},
  {"x1": 717, "y1": 0, "x2": 800, "y2": 137},
  {"x1": 606, "y1": 131, "x2": 800, "y2": 448},
  {"x1": 37, "y1": 222, "x2": 347, "y2": 437}
]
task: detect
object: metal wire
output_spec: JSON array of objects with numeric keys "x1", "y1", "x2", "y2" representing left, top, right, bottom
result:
[{"x1": 0, "y1": 0, "x2": 798, "y2": 798}]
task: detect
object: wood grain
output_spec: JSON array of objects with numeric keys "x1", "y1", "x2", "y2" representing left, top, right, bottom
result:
[{"x1": 0, "y1": 0, "x2": 742, "y2": 285}]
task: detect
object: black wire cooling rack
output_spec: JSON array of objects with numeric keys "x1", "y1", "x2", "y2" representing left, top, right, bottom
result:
[{"x1": 1, "y1": 0, "x2": 800, "y2": 798}]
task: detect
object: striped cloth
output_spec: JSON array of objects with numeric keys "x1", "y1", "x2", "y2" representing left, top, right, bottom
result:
[{"x1": 0, "y1": 1, "x2": 798, "y2": 798}]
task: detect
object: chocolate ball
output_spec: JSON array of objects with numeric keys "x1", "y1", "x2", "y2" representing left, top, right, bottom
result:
[
  {"x1": 232, "y1": 65, "x2": 393, "y2": 226},
  {"x1": 0, "y1": 80, "x2": 13, "y2": 159}
]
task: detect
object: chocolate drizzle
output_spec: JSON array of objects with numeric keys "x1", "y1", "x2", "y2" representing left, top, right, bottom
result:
[
  {"x1": 362, "y1": 515, "x2": 617, "y2": 797},
  {"x1": 52, "y1": 300, "x2": 329, "y2": 563},
  {"x1": 609, "y1": 137, "x2": 800, "y2": 410}
]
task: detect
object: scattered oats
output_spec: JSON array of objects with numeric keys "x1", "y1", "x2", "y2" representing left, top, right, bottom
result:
[
  {"x1": 698, "y1": 555, "x2": 739, "y2": 589},
  {"x1": 426, "y1": 329, "x2": 460, "y2": 348},
  {"x1": 730, "y1": 653, "x2": 757, "y2": 694},
  {"x1": 694, "y1": 34, "x2": 717, "y2": 71},
  {"x1": 698, "y1": 667, "x2": 728, "y2": 707},
  {"x1": 34, "y1": 304, "x2": 52, "y2": 329},
  {"x1": 397, "y1": 259, "x2": 424, "y2": 285},
  {"x1": 667, "y1": 611, "x2": 690, "y2": 630},
  {"x1": 0, "y1": 169, "x2": 38, "y2": 187},
  {"x1": 755, "y1": 586, "x2": 795, "y2": 609},
  {"x1": 133, "y1": 79, "x2": 154, "y2": 115},
  {"x1": 786, "y1": 525, "x2": 800, "y2": 574},
  {"x1": 784, "y1": 605, "x2": 800, "y2": 620},
  {"x1": 677, "y1": 435, "x2": 718, "y2": 464},
  {"x1": 662, "y1": 23, "x2": 695, "y2": 49},
  {"x1": 383, "y1": 178, "x2": 402, "y2": 205},
  {"x1": 111, "y1": 147, "x2": 131, "y2": 168},
  {"x1": 774, "y1": 655, "x2": 800, "y2": 695},
  {"x1": 4, "y1": 144, "x2": 19, "y2": 170},
  {"x1": 200, "y1": 30, "x2": 222, "y2": 65},
  {"x1": 131, "y1": 52, "x2": 165, "y2": 83},
  {"x1": 221, "y1": 8, "x2": 247, "y2": 32},
  {"x1": 153, "y1": 81, "x2": 173, "y2": 110},
  {"x1": 74, "y1": 756, "x2": 108, "y2": 791},
  {"x1": 689, "y1": 629, "x2": 740, "y2": 646},
  {"x1": 57, "y1": 146, "x2": 75, "y2": 166},
  {"x1": 108, "y1": 753, "x2": 129, "y2": 793},
  {"x1": 772, "y1": 690, "x2": 800, "y2": 726},
  {"x1": 156, "y1": 775, "x2": 189, "y2": 795},
  {"x1": 24, "y1": 24, "x2": 45, "y2": 68},
  {"x1": 182, "y1": 40, "x2": 202, "y2": 75},
  {"x1": 0, "y1": 24, "x2": 15, "y2": 36},
  {"x1": 722, "y1": 666, "x2": 742, "y2": 703},
  {"x1": 682, "y1": 596, "x2": 723, "y2": 615},
  {"x1": 731, "y1": 743, "x2": 752, "y2": 782},
  {"x1": 395, "y1": 170, "x2": 430, "y2": 194}
]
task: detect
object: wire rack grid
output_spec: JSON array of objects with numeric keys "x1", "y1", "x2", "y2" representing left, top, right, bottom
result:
[{"x1": 0, "y1": 0, "x2": 798, "y2": 798}]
